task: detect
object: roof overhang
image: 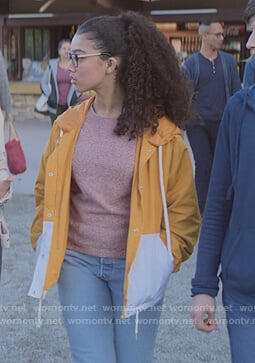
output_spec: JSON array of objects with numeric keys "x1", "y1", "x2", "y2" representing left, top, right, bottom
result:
[{"x1": 0, "y1": 0, "x2": 248, "y2": 25}]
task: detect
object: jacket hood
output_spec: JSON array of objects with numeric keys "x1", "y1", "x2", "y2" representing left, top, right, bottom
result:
[
  {"x1": 234, "y1": 84, "x2": 255, "y2": 112},
  {"x1": 147, "y1": 117, "x2": 182, "y2": 146},
  {"x1": 56, "y1": 95, "x2": 181, "y2": 144}
]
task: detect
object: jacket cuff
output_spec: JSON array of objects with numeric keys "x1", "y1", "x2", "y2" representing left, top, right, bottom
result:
[{"x1": 191, "y1": 276, "x2": 220, "y2": 298}]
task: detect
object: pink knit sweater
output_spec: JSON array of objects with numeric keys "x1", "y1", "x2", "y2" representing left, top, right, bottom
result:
[{"x1": 67, "y1": 105, "x2": 136, "y2": 258}]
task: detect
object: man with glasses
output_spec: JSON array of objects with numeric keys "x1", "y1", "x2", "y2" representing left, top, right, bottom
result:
[{"x1": 183, "y1": 19, "x2": 241, "y2": 214}]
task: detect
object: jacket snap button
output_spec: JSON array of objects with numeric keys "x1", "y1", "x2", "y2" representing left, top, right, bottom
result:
[
  {"x1": 133, "y1": 228, "x2": 140, "y2": 233},
  {"x1": 48, "y1": 172, "x2": 54, "y2": 176},
  {"x1": 47, "y1": 213, "x2": 52, "y2": 218}
]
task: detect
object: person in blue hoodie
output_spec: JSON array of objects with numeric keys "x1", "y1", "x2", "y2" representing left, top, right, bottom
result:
[
  {"x1": 191, "y1": 1, "x2": 255, "y2": 362},
  {"x1": 243, "y1": 49, "x2": 255, "y2": 87}
]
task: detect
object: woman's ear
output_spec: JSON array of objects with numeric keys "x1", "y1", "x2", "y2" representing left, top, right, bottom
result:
[{"x1": 105, "y1": 57, "x2": 119, "y2": 74}]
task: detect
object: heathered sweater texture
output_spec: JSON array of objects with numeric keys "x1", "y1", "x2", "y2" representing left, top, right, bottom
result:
[
  {"x1": 67, "y1": 105, "x2": 136, "y2": 258},
  {"x1": 57, "y1": 66, "x2": 72, "y2": 106}
]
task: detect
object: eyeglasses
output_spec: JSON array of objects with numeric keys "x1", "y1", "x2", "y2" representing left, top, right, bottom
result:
[
  {"x1": 68, "y1": 52, "x2": 111, "y2": 68},
  {"x1": 207, "y1": 32, "x2": 224, "y2": 38}
]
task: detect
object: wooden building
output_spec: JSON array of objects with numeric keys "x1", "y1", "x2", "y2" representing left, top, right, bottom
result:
[{"x1": 0, "y1": 0, "x2": 250, "y2": 117}]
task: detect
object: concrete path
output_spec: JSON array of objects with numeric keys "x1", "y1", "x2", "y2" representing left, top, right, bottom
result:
[
  {"x1": 4, "y1": 117, "x2": 51, "y2": 195},
  {"x1": 0, "y1": 118, "x2": 231, "y2": 363}
]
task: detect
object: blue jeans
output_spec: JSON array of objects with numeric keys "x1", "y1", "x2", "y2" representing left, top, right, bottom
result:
[
  {"x1": 223, "y1": 287, "x2": 255, "y2": 363},
  {"x1": 58, "y1": 249, "x2": 162, "y2": 363},
  {"x1": 187, "y1": 119, "x2": 220, "y2": 214}
]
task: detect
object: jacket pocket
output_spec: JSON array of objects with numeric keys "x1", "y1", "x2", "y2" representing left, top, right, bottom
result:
[
  {"x1": 125, "y1": 233, "x2": 174, "y2": 317},
  {"x1": 223, "y1": 228, "x2": 255, "y2": 294}
]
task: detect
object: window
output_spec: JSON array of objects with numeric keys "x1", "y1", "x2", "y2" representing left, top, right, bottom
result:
[{"x1": 25, "y1": 28, "x2": 50, "y2": 61}]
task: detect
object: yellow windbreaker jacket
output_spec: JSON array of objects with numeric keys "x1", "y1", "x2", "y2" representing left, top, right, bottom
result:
[{"x1": 29, "y1": 97, "x2": 201, "y2": 316}]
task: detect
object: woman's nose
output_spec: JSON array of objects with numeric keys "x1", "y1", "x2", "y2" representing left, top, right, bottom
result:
[{"x1": 246, "y1": 31, "x2": 255, "y2": 49}]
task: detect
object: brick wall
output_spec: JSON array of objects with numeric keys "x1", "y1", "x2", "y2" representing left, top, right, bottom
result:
[
  {"x1": 10, "y1": 82, "x2": 94, "y2": 121},
  {"x1": 10, "y1": 82, "x2": 48, "y2": 121},
  {"x1": 12, "y1": 93, "x2": 48, "y2": 121}
]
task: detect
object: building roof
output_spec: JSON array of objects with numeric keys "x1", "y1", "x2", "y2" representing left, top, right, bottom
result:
[{"x1": 0, "y1": 0, "x2": 248, "y2": 23}]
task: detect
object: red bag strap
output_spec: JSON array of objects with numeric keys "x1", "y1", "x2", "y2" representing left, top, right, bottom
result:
[{"x1": 8, "y1": 120, "x2": 19, "y2": 141}]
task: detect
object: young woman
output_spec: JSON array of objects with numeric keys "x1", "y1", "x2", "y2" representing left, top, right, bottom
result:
[
  {"x1": 40, "y1": 39, "x2": 79, "y2": 124},
  {"x1": 29, "y1": 12, "x2": 200, "y2": 363}
]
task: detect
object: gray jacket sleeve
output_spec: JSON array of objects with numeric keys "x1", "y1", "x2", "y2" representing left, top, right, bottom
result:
[
  {"x1": 40, "y1": 64, "x2": 52, "y2": 97},
  {"x1": 0, "y1": 50, "x2": 12, "y2": 115}
]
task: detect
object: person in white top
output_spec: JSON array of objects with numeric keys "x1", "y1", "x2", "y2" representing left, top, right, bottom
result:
[{"x1": 0, "y1": 108, "x2": 14, "y2": 276}]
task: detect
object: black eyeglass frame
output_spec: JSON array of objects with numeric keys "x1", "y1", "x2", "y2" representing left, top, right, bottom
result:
[{"x1": 68, "y1": 52, "x2": 111, "y2": 67}]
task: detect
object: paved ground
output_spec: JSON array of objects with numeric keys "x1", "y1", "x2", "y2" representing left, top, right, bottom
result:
[
  {"x1": 5, "y1": 116, "x2": 51, "y2": 195},
  {"x1": 0, "y1": 117, "x2": 231, "y2": 362}
]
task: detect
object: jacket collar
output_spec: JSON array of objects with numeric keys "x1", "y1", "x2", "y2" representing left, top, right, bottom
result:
[
  {"x1": 56, "y1": 96, "x2": 95, "y2": 132},
  {"x1": 56, "y1": 96, "x2": 181, "y2": 144}
]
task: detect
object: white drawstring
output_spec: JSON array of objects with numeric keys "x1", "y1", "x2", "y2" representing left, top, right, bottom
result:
[
  {"x1": 135, "y1": 311, "x2": 139, "y2": 340},
  {"x1": 158, "y1": 145, "x2": 172, "y2": 256},
  {"x1": 36, "y1": 299, "x2": 43, "y2": 328},
  {"x1": 56, "y1": 129, "x2": 64, "y2": 145}
]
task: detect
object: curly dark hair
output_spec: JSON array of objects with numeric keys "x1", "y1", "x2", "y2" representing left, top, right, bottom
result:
[
  {"x1": 244, "y1": 0, "x2": 255, "y2": 23},
  {"x1": 76, "y1": 12, "x2": 193, "y2": 138}
]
